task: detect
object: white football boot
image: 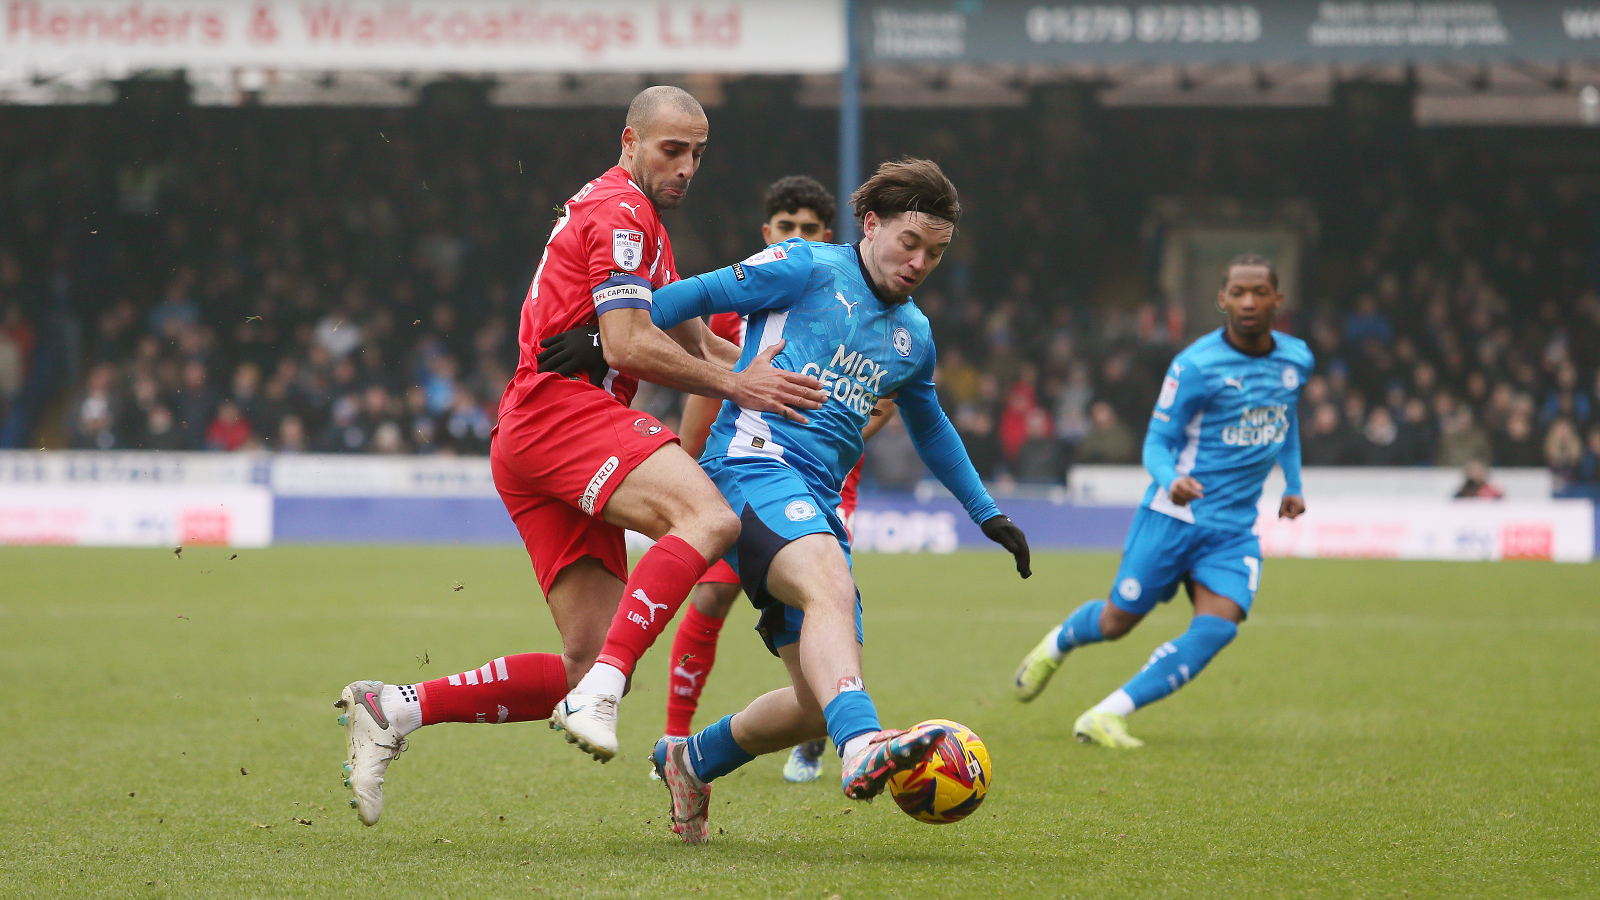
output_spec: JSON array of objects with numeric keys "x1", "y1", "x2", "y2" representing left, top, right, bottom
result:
[
  {"x1": 335, "y1": 681, "x2": 408, "y2": 826},
  {"x1": 550, "y1": 692, "x2": 620, "y2": 761}
]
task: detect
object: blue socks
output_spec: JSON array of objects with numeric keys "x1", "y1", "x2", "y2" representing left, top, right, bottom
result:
[
  {"x1": 823, "y1": 689, "x2": 881, "y2": 756},
  {"x1": 1055, "y1": 600, "x2": 1106, "y2": 655},
  {"x1": 673, "y1": 689, "x2": 882, "y2": 781},
  {"x1": 1119, "y1": 615, "x2": 1238, "y2": 710},
  {"x1": 683, "y1": 715, "x2": 754, "y2": 782}
]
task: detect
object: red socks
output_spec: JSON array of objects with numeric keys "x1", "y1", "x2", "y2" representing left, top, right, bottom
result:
[
  {"x1": 594, "y1": 535, "x2": 710, "y2": 677},
  {"x1": 416, "y1": 653, "x2": 567, "y2": 725},
  {"x1": 664, "y1": 603, "x2": 727, "y2": 738}
]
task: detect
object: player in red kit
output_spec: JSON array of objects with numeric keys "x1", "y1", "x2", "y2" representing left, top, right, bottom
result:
[{"x1": 334, "y1": 87, "x2": 826, "y2": 826}]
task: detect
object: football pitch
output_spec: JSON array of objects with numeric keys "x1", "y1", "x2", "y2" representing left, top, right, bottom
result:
[{"x1": 1, "y1": 546, "x2": 1595, "y2": 899}]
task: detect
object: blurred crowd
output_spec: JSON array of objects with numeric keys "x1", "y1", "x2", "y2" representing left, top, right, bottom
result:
[{"x1": 1, "y1": 92, "x2": 1598, "y2": 496}]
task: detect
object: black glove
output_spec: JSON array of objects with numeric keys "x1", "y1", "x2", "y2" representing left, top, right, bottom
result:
[
  {"x1": 536, "y1": 325, "x2": 608, "y2": 384},
  {"x1": 981, "y1": 514, "x2": 1031, "y2": 579}
]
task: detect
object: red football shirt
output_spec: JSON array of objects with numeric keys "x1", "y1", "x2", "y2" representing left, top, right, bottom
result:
[
  {"x1": 503, "y1": 166, "x2": 678, "y2": 416},
  {"x1": 707, "y1": 311, "x2": 745, "y2": 346}
]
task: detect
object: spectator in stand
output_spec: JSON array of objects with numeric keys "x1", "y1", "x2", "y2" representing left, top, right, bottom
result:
[
  {"x1": 205, "y1": 400, "x2": 253, "y2": 451},
  {"x1": 316, "y1": 395, "x2": 365, "y2": 453},
  {"x1": 1540, "y1": 362, "x2": 1591, "y2": 428},
  {"x1": 230, "y1": 363, "x2": 264, "y2": 433},
  {"x1": 1358, "y1": 406, "x2": 1403, "y2": 466},
  {"x1": 998, "y1": 368, "x2": 1048, "y2": 465},
  {"x1": 0, "y1": 325, "x2": 21, "y2": 419},
  {"x1": 172, "y1": 360, "x2": 217, "y2": 449},
  {"x1": 1437, "y1": 406, "x2": 1491, "y2": 468},
  {"x1": 436, "y1": 386, "x2": 492, "y2": 456},
  {"x1": 1013, "y1": 411, "x2": 1066, "y2": 484},
  {"x1": 1544, "y1": 419, "x2": 1583, "y2": 488},
  {"x1": 147, "y1": 276, "x2": 199, "y2": 338},
  {"x1": 68, "y1": 364, "x2": 120, "y2": 450},
  {"x1": 1576, "y1": 424, "x2": 1600, "y2": 486},
  {"x1": 1052, "y1": 360, "x2": 1093, "y2": 456},
  {"x1": 1343, "y1": 294, "x2": 1393, "y2": 344},
  {"x1": 1395, "y1": 397, "x2": 1436, "y2": 465},
  {"x1": 1301, "y1": 403, "x2": 1348, "y2": 465},
  {"x1": 277, "y1": 415, "x2": 307, "y2": 454},
  {"x1": 866, "y1": 414, "x2": 923, "y2": 490},
  {"x1": 139, "y1": 405, "x2": 182, "y2": 451},
  {"x1": 1075, "y1": 401, "x2": 1137, "y2": 464},
  {"x1": 957, "y1": 407, "x2": 1001, "y2": 481},
  {"x1": 1454, "y1": 461, "x2": 1504, "y2": 499},
  {"x1": 1493, "y1": 410, "x2": 1543, "y2": 468}
]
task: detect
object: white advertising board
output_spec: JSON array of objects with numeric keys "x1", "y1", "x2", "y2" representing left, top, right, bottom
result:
[
  {"x1": 0, "y1": 485, "x2": 273, "y2": 547},
  {"x1": 1255, "y1": 499, "x2": 1594, "y2": 563},
  {"x1": 1, "y1": 0, "x2": 844, "y2": 74}
]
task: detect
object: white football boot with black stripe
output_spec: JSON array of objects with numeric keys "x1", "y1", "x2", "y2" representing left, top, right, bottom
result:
[{"x1": 335, "y1": 681, "x2": 409, "y2": 826}]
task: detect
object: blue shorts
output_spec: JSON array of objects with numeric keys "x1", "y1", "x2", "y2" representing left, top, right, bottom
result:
[
  {"x1": 1109, "y1": 507, "x2": 1262, "y2": 616},
  {"x1": 701, "y1": 456, "x2": 863, "y2": 656}
]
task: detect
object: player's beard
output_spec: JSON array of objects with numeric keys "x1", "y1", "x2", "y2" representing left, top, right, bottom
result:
[{"x1": 641, "y1": 174, "x2": 690, "y2": 211}]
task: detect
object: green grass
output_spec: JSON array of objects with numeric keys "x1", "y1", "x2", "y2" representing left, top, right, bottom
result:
[{"x1": 0, "y1": 546, "x2": 1596, "y2": 899}]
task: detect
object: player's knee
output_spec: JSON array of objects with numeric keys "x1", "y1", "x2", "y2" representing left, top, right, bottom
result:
[
  {"x1": 1099, "y1": 605, "x2": 1141, "y2": 640},
  {"x1": 695, "y1": 504, "x2": 741, "y2": 555}
]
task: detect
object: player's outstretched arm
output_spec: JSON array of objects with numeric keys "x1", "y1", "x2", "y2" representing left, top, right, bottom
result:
[
  {"x1": 598, "y1": 308, "x2": 824, "y2": 423},
  {"x1": 895, "y1": 355, "x2": 1029, "y2": 578}
]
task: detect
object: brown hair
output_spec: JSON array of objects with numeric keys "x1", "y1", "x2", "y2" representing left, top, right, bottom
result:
[
  {"x1": 850, "y1": 158, "x2": 960, "y2": 227},
  {"x1": 1224, "y1": 253, "x2": 1278, "y2": 289}
]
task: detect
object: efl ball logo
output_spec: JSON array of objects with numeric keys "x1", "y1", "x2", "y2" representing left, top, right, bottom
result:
[
  {"x1": 1118, "y1": 577, "x2": 1142, "y2": 601},
  {"x1": 784, "y1": 500, "x2": 817, "y2": 521}
]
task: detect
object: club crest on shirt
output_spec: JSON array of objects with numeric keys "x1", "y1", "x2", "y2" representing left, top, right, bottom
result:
[
  {"x1": 1282, "y1": 366, "x2": 1299, "y2": 390},
  {"x1": 613, "y1": 229, "x2": 645, "y2": 271},
  {"x1": 893, "y1": 327, "x2": 912, "y2": 357}
]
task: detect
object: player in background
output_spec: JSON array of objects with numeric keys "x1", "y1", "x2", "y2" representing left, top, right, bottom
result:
[
  {"x1": 668, "y1": 175, "x2": 895, "y2": 784},
  {"x1": 1012, "y1": 255, "x2": 1311, "y2": 748},
  {"x1": 646, "y1": 159, "x2": 1032, "y2": 843},
  {"x1": 334, "y1": 87, "x2": 828, "y2": 826}
]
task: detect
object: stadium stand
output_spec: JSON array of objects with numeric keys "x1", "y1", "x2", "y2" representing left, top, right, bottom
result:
[{"x1": 1, "y1": 99, "x2": 1597, "y2": 499}]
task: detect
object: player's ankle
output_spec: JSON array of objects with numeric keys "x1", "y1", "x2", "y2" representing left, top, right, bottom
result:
[{"x1": 572, "y1": 662, "x2": 627, "y2": 698}]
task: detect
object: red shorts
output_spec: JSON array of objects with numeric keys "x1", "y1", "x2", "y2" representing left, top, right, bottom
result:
[
  {"x1": 837, "y1": 456, "x2": 864, "y2": 537},
  {"x1": 694, "y1": 454, "x2": 868, "y2": 588},
  {"x1": 491, "y1": 374, "x2": 678, "y2": 596}
]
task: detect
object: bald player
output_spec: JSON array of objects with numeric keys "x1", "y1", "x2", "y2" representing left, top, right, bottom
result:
[{"x1": 333, "y1": 86, "x2": 827, "y2": 826}]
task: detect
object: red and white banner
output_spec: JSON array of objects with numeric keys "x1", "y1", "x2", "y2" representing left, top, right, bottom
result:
[
  {"x1": 0, "y1": 485, "x2": 273, "y2": 547},
  {"x1": 1255, "y1": 499, "x2": 1594, "y2": 563},
  {"x1": 1, "y1": 0, "x2": 844, "y2": 73}
]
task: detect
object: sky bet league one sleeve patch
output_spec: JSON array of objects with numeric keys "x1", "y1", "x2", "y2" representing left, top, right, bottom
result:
[
  {"x1": 613, "y1": 229, "x2": 645, "y2": 271},
  {"x1": 740, "y1": 245, "x2": 788, "y2": 267}
]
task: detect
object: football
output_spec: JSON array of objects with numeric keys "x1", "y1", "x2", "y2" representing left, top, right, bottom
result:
[{"x1": 887, "y1": 719, "x2": 991, "y2": 824}]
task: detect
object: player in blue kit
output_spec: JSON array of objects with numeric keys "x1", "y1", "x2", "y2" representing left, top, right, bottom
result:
[
  {"x1": 1013, "y1": 255, "x2": 1312, "y2": 748},
  {"x1": 639, "y1": 159, "x2": 1031, "y2": 843}
]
